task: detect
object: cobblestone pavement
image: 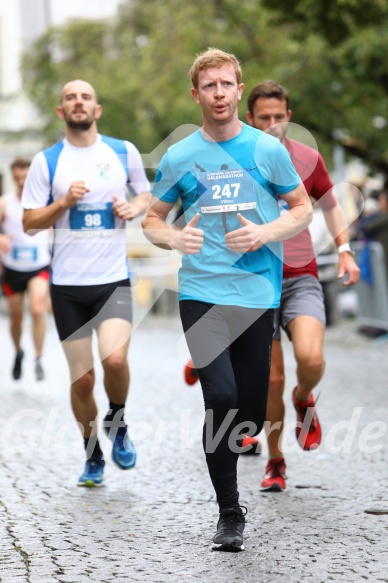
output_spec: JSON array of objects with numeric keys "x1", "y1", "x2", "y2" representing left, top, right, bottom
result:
[{"x1": 0, "y1": 305, "x2": 387, "y2": 583}]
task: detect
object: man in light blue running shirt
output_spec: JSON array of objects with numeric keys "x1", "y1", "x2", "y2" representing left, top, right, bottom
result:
[{"x1": 142, "y1": 48, "x2": 312, "y2": 552}]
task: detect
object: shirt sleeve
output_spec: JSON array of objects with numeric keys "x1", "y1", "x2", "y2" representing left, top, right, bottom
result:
[
  {"x1": 151, "y1": 152, "x2": 182, "y2": 204},
  {"x1": 313, "y1": 153, "x2": 337, "y2": 211},
  {"x1": 272, "y1": 141, "x2": 301, "y2": 195},
  {"x1": 125, "y1": 141, "x2": 151, "y2": 195},
  {"x1": 21, "y1": 153, "x2": 51, "y2": 209}
]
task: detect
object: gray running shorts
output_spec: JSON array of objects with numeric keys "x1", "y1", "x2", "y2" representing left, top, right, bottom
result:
[{"x1": 273, "y1": 275, "x2": 325, "y2": 341}]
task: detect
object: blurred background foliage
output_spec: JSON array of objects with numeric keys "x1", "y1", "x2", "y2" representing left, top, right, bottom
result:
[{"x1": 21, "y1": 0, "x2": 388, "y2": 176}]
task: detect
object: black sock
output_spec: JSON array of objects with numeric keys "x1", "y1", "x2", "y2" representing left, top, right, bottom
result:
[
  {"x1": 105, "y1": 400, "x2": 126, "y2": 424},
  {"x1": 219, "y1": 503, "x2": 242, "y2": 514},
  {"x1": 84, "y1": 436, "x2": 103, "y2": 460}
]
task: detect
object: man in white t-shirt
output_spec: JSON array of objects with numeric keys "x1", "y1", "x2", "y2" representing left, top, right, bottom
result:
[
  {"x1": 22, "y1": 80, "x2": 150, "y2": 487},
  {"x1": 0, "y1": 157, "x2": 50, "y2": 381}
]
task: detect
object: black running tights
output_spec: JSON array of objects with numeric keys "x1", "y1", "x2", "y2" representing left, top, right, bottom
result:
[{"x1": 179, "y1": 300, "x2": 274, "y2": 509}]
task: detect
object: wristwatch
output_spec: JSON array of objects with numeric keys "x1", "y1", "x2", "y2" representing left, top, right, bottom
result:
[{"x1": 337, "y1": 243, "x2": 354, "y2": 255}]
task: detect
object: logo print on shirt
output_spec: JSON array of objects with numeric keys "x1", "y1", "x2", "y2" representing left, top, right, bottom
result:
[{"x1": 97, "y1": 163, "x2": 112, "y2": 180}]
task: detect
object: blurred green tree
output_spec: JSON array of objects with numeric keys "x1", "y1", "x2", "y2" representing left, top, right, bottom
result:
[
  {"x1": 262, "y1": 0, "x2": 388, "y2": 174},
  {"x1": 21, "y1": 0, "x2": 388, "y2": 175}
]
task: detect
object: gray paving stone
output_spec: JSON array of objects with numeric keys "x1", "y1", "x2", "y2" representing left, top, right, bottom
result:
[{"x1": 0, "y1": 311, "x2": 387, "y2": 582}]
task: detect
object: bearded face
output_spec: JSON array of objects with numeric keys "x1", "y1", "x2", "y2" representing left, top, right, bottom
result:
[
  {"x1": 247, "y1": 97, "x2": 291, "y2": 142},
  {"x1": 58, "y1": 80, "x2": 101, "y2": 132},
  {"x1": 62, "y1": 108, "x2": 96, "y2": 131}
]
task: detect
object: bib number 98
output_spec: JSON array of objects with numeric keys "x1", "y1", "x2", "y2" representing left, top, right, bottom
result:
[{"x1": 84, "y1": 213, "x2": 102, "y2": 228}]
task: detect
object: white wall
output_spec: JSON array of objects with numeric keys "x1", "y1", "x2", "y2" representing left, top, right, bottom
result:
[
  {"x1": 0, "y1": 0, "x2": 22, "y2": 95},
  {"x1": 0, "y1": 0, "x2": 50, "y2": 96},
  {"x1": 49, "y1": 0, "x2": 123, "y2": 25}
]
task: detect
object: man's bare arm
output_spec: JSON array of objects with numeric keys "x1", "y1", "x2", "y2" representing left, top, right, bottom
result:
[
  {"x1": 113, "y1": 192, "x2": 151, "y2": 221},
  {"x1": 225, "y1": 182, "x2": 313, "y2": 253},
  {"x1": 23, "y1": 181, "x2": 89, "y2": 234},
  {"x1": 142, "y1": 196, "x2": 204, "y2": 254},
  {"x1": 322, "y1": 203, "x2": 360, "y2": 285}
]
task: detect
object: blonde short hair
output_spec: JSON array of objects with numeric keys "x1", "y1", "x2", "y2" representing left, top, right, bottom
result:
[{"x1": 189, "y1": 48, "x2": 242, "y2": 89}]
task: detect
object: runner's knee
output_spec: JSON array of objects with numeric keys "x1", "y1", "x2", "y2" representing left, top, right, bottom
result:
[
  {"x1": 30, "y1": 302, "x2": 45, "y2": 320},
  {"x1": 298, "y1": 352, "x2": 325, "y2": 376},
  {"x1": 72, "y1": 372, "x2": 94, "y2": 399},
  {"x1": 102, "y1": 352, "x2": 127, "y2": 375},
  {"x1": 205, "y1": 384, "x2": 237, "y2": 415},
  {"x1": 10, "y1": 313, "x2": 23, "y2": 328}
]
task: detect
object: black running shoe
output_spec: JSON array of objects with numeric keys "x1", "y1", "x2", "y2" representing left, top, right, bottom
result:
[
  {"x1": 12, "y1": 350, "x2": 24, "y2": 380},
  {"x1": 35, "y1": 360, "x2": 45, "y2": 381},
  {"x1": 212, "y1": 506, "x2": 247, "y2": 552}
]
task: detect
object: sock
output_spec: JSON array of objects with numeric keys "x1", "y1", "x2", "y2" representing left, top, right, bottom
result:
[
  {"x1": 84, "y1": 436, "x2": 103, "y2": 460},
  {"x1": 219, "y1": 503, "x2": 241, "y2": 514},
  {"x1": 105, "y1": 400, "x2": 126, "y2": 425}
]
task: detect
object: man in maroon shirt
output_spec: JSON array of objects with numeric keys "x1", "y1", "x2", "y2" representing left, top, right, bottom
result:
[{"x1": 244, "y1": 81, "x2": 360, "y2": 491}]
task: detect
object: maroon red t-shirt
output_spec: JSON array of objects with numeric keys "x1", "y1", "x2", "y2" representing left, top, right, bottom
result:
[{"x1": 282, "y1": 137, "x2": 337, "y2": 279}]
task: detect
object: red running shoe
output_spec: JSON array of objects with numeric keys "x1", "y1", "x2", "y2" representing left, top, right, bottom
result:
[
  {"x1": 240, "y1": 435, "x2": 262, "y2": 455},
  {"x1": 184, "y1": 359, "x2": 199, "y2": 385},
  {"x1": 261, "y1": 457, "x2": 286, "y2": 492},
  {"x1": 292, "y1": 386, "x2": 322, "y2": 450}
]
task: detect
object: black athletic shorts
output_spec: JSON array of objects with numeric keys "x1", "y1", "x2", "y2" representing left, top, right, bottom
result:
[
  {"x1": 2, "y1": 265, "x2": 50, "y2": 297},
  {"x1": 50, "y1": 278, "x2": 132, "y2": 341}
]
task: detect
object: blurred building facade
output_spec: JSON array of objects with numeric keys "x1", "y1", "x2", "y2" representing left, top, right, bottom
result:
[
  {"x1": 0, "y1": 0, "x2": 122, "y2": 194},
  {"x1": 0, "y1": 0, "x2": 49, "y2": 193}
]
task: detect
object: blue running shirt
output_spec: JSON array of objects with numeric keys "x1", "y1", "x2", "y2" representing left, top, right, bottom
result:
[{"x1": 151, "y1": 123, "x2": 300, "y2": 308}]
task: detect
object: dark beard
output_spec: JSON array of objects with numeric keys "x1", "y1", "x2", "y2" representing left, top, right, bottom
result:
[{"x1": 66, "y1": 118, "x2": 94, "y2": 131}]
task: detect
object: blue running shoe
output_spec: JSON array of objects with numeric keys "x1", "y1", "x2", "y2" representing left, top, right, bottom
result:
[
  {"x1": 77, "y1": 456, "x2": 105, "y2": 487},
  {"x1": 104, "y1": 421, "x2": 137, "y2": 470}
]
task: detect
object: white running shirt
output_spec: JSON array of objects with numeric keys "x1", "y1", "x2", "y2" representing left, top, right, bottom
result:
[
  {"x1": 22, "y1": 135, "x2": 150, "y2": 285},
  {"x1": 2, "y1": 191, "x2": 51, "y2": 272}
]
